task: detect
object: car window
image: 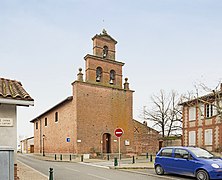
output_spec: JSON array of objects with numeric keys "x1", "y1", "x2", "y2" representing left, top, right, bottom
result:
[
  {"x1": 188, "y1": 147, "x2": 214, "y2": 159},
  {"x1": 160, "y1": 148, "x2": 173, "y2": 157},
  {"x1": 175, "y1": 149, "x2": 189, "y2": 159}
]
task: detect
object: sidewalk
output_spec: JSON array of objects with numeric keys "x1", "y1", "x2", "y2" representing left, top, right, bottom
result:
[
  {"x1": 17, "y1": 153, "x2": 154, "y2": 179},
  {"x1": 17, "y1": 160, "x2": 48, "y2": 180}
]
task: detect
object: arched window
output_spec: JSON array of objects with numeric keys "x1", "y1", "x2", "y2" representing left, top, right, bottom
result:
[
  {"x1": 110, "y1": 70, "x2": 115, "y2": 84},
  {"x1": 96, "y1": 67, "x2": 103, "y2": 82},
  {"x1": 103, "y1": 46, "x2": 108, "y2": 58}
]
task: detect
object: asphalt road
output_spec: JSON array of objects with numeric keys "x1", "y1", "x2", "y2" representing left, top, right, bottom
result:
[{"x1": 17, "y1": 154, "x2": 196, "y2": 180}]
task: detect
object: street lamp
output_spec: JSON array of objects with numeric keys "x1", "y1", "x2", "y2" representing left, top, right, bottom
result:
[{"x1": 43, "y1": 134, "x2": 45, "y2": 156}]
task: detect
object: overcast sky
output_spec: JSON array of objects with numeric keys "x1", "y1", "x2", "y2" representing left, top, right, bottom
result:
[{"x1": 1, "y1": 0, "x2": 222, "y2": 140}]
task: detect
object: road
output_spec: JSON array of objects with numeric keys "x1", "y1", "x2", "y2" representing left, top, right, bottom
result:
[{"x1": 18, "y1": 154, "x2": 195, "y2": 180}]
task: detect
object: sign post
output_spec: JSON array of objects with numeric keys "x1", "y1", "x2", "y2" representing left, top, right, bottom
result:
[{"x1": 114, "y1": 128, "x2": 124, "y2": 166}]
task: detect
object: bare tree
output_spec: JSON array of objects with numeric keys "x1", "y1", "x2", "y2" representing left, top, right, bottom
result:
[{"x1": 144, "y1": 90, "x2": 182, "y2": 138}]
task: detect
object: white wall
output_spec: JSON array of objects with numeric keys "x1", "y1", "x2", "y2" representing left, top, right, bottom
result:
[{"x1": 0, "y1": 104, "x2": 17, "y2": 162}]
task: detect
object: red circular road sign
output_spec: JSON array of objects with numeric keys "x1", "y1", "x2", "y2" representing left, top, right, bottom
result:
[{"x1": 114, "y1": 128, "x2": 124, "y2": 138}]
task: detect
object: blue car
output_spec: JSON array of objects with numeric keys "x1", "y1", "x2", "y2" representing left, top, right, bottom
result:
[{"x1": 154, "y1": 146, "x2": 222, "y2": 180}]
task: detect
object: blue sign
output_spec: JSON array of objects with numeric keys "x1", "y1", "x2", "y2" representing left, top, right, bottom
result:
[{"x1": 66, "y1": 137, "x2": 70, "y2": 142}]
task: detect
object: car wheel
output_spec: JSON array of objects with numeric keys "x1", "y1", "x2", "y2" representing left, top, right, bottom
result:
[
  {"x1": 196, "y1": 170, "x2": 209, "y2": 180},
  {"x1": 155, "y1": 165, "x2": 164, "y2": 175}
]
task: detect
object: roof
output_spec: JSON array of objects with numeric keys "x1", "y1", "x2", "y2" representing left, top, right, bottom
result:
[
  {"x1": 133, "y1": 119, "x2": 159, "y2": 133},
  {"x1": 179, "y1": 91, "x2": 222, "y2": 106},
  {"x1": 92, "y1": 29, "x2": 117, "y2": 44},
  {"x1": 30, "y1": 96, "x2": 73, "y2": 123},
  {"x1": 0, "y1": 78, "x2": 34, "y2": 106}
]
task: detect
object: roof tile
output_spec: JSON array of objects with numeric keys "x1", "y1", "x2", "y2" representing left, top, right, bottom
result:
[{"x1": 0, "y1": 78, "x2": 33, "y2": 101}]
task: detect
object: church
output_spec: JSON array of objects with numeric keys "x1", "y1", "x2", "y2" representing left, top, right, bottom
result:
[{"x1": 30, "y1": 30, "x2": 159, "y2": 155}]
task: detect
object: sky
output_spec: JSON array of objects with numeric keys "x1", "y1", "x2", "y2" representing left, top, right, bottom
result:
[{"x1": 1, "y1": 0, "x2": 222, "y2": 140}]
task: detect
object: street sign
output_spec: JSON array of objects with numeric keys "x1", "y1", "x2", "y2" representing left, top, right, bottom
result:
[
  {"x1": 66, "y1": 137, "x2": 70, "y2": 142},
  {"x1": 114, "y1": 128, "x2": 124, "y2": 138}
]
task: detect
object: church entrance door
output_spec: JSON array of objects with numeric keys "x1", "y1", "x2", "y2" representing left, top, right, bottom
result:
[{"x1": 102, "y1": 133, "x2": 111, "y2": 153}]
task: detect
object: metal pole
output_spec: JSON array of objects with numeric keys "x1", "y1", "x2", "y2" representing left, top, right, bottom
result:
[
  {"x1": 49, "y1": 167, "x2": 53, "y2": 180},
  {"x1": 43, "y1": 135, "x2": 45, "y2": 156},
  {"x1": 118, "y1": 137, "x2": 120, "y2": 166},
  {"x1": 132, "y1": 156, "x2": 135, "y2": 164}
]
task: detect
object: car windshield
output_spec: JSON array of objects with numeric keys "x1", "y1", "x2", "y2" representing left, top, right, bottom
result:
[{"x1": 188, "y1": 147, "x2": 215, "y2": 159}]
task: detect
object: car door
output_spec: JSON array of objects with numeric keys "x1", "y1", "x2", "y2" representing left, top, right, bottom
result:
[
  {"x1": 173, "y1": 148, "x2": 196, "y2": 176},
  {"x1": 157, "y1": 148, "x2": 175, "y2": 172}
]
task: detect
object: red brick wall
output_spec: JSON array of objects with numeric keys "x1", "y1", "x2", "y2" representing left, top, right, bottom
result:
[
  {"x1": 133, "y1": 120, "x2": 160, "y2": 154},
  {"x1": 85, "y1": 55, "x2": 123, "y2": 89},
  {"x1": 73, "y1": 81, "x2": 134, "y2": 154},
  {"x1": 34, "y1": 100, "x2": 75, "y2": 153}
]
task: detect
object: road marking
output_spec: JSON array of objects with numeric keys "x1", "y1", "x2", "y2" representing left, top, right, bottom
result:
[
  {"x1": 65, "y1": 167, "x2": 80, "y2": 172},
  {"x1": 79, "y1": 162, "x2": 110, "y2": 169},
  {"x1": 122, "y1": 169, "x2": 180, "y2": 180},
  {"x1": 88, "y1": 173, "x2": 110, "y2": 180},
  {"x1": 18, "y1": 160, "x2": 48, "y2": 178}
]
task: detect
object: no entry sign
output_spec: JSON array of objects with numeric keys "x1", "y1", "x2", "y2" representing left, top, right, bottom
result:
[{"x1": 114, "y1": 128, "x2": 124, "y2": 138}]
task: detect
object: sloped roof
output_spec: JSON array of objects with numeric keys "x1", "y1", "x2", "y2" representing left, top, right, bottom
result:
[
  {"x1": 92, "y1": 29, "x2": 117, "y2": 44},
  {"x1": 0, "y1": 78, "x2": 33, "y2": 101},
  {"x1": 30, "y1": 96, "x2": 73, "y2": 123}
]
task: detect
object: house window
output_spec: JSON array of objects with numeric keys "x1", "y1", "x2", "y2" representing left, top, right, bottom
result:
[
  {"x1": 110, "y1": 70, "x2": 116, "y2": 84},
  {"x1": 96, "y1": 67, "x2": 102, "y2": 82},
  {"x1": 205, "y1": 129, "x2": 213, "y2": 145},
  {"x1": 36, "y1": 122, "x2": 38, "y2": 129},
  {"x1": 45, "y1": 118, "x2": 47, "y2": 126},
  {"x1": 206, "y1": 104, "x2": 215, "y2": 118},
  {"x1": 189, "y1": 107, "x2": 196, "y2": 121},
  {"x1": 189, "y1": 131, "x2": 196, "y2": 146},
  {"x1": 55, "y1": 112, "x2": 58, "y2": 122}
]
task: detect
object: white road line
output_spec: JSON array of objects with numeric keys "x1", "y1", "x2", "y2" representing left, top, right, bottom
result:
[
  {"x1": 122, "y1": 169, "x2": 179, "y2": 180},
  {"x1": 87, "y1": 173, "x2": 111, "y2": 180},
  {"x1": 79, "y1": 162, "x2": 110, "y2": 169},
  {"x1": 18, "y1": 160, "x2": 48, "y2": 178},
  {"x1": 65, "y1": 167, "x2": 80, "y2": 172}
]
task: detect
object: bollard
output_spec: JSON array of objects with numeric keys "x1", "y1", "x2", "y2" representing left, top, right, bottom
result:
[
  {"x1": 55, "y1": 154, "x2": 56, "y2": 160},
  {"x1": 114, "y1": 157, "x2": 118, "y2": 166},
  {"x1": 81, "y1": 155, "x2": 83, "y2": 162},
  {"x1": 60, "y1": 154, "x2": 62, "y2": 161},
  {"x1": 49, "y1": 167, "x2": 53, "y2": 180},
  {"x1": 70, "y1": 154, "x2": 72, "y2": 161},
  {"x1": 107, "y1": 154, "x2": 110, "y2": 161},
  {"x1": 132, "y1": 156, "x2": 135, "y2": 164},
  {"x1": 150, "y1": 154, "x2": 153, "y2": 162},
  {"x1": 146, "y1": 153, "x2": 149, "y2": 159}
]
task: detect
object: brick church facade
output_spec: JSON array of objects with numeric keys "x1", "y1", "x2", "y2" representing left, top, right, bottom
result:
[{"x1": 31, "y1": 30, "x2": 159, "y2": 155}]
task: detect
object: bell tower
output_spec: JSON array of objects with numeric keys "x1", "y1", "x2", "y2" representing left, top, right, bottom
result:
[
  {"x1": 92, "y1": 29, "x2": 117, "y2": 60},
  {"x1": 84, "y1": 29, "x2": 124, "y2": 89}
]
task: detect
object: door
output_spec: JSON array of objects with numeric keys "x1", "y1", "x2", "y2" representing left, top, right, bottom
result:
[
  {"x1": 173, "y1": 148, "x2": 196, "y2": 176},
  {"x1": 102, "y1": 133, "x2": 111, "y2": 153},
  {"x1": 30, "y1": 145, "x2": 34, "y2": 153}
]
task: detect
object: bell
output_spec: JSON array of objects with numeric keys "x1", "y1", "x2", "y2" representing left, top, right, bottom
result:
[{"x1": 96, "y1": 76, "x2": 101, "y2": 82}]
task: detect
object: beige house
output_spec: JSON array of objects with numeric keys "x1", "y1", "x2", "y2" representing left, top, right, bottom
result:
[
  {"x1": 20, "y1": 136, "x2": 34, "y2": 153},
  {"x1": 0, "y1": 77, "x2": 34, "y2": 179},
  {"x1": 180, "y1": 84, "x2": 222, "y2": 152}
]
